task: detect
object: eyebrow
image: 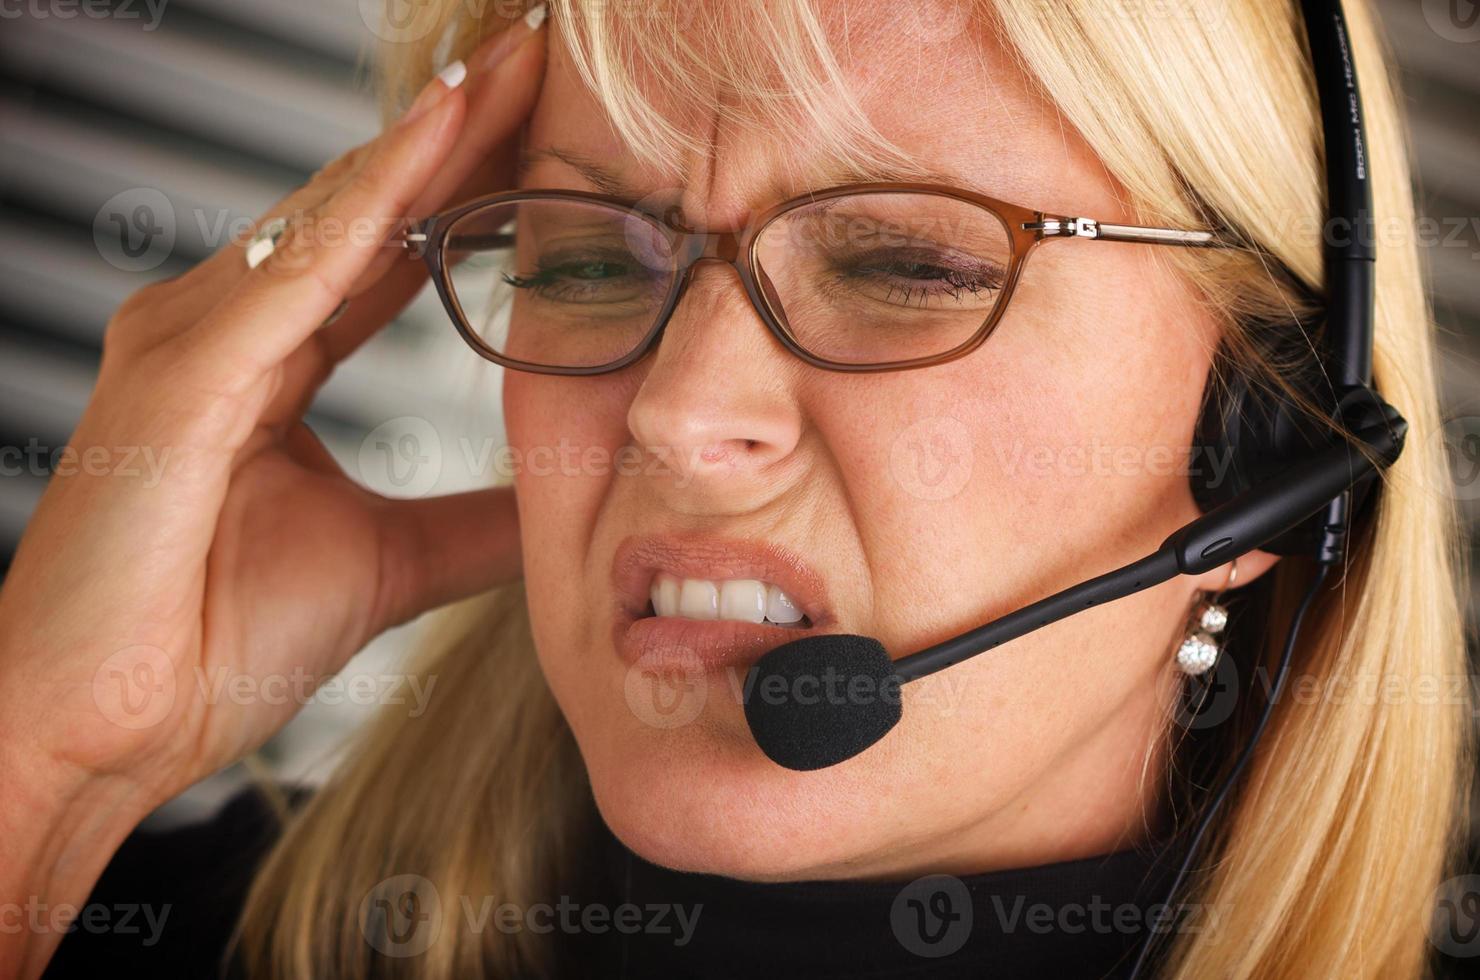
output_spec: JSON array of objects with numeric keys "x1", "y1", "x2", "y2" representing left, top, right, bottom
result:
[
  {"x1": 802, "y1": 161, "x2": 976, "y2": 192},
  {"x1": 517, "y1": 147, "x2": 639, "y2": 198},
  {"x1": 520, "y1": 144, "x2": 980, "y2": 200}
]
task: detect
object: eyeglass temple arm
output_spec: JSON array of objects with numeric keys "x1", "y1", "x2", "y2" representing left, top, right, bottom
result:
[{"x1": 1023, "y1": 216, "x2": 1217, "y2": 247}]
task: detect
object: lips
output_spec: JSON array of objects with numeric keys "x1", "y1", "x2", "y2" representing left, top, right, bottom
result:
[{"x1": 610, "y1": 534, "x2": 836, "y2": 672}]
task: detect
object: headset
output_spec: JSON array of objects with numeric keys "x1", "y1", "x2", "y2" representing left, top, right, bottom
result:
[{"x1": 740, "y1": 0, "x2": 1402, "y2": 975}]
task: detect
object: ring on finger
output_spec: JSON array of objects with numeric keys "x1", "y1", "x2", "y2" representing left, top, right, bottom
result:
[{"x1": 245, "y1": 217, "x2": 350, "y2": 327}]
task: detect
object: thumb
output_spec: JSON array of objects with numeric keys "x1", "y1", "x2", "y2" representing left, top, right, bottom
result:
[{"x1": 368, "y1": 485, "x2": 522, "y2": 632}]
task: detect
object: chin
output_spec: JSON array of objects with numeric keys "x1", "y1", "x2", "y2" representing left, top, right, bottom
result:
[{"x1": 579, "y1": 708, "x2": 904, "y2": 882}]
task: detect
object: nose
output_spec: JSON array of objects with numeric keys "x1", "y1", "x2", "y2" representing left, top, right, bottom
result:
[{"x1": 625, "y1": 261, "x2": 804, "y2": 506}]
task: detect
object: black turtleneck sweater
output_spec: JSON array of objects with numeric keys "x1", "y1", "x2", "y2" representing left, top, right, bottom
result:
[
  {"x1": 590, "y1": 818, "x2": 1180, "y2": 979},
  {"x1": 45, "y1": 787, "x2": 1191, "y2": 979}
]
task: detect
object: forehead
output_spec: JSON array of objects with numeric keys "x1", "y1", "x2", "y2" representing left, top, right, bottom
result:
[{"x1": 521, "y1": 7, "x2": 1107, "y2": 220}]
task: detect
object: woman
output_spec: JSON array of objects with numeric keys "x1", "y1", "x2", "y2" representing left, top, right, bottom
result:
[{"x1": 0, "y1": 0, "x2": 1467, "y2": 977}]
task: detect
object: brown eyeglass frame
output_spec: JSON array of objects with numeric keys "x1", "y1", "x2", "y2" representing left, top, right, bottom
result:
[{"x1": 399, "y1": 183, "x2": 1219, "y2": 376}]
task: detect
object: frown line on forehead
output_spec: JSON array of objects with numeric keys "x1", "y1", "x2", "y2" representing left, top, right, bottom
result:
[{"x1": 517, "y1": 144, "x2": 991, "y2": 212}]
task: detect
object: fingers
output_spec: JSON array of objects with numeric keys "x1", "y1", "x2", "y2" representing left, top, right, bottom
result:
[
  {"x1": 129, "y1": 156, "x2": 352, "y2": 339},
  {"x1": 247, "y1": 19, "x2": 551, "y2": 428},
  {"x1": 368, "y1": 486, "x2": 522, "y2": 632},
  {"x1": 253, "y1": 256, "x2": 434, "y2": 428},
  {"x1": 348, "y1": 10, "x2": 550, "y2": 298},
  {"x1": 169, "y1": 15, "x2": 548, "y2": 401},
  {"x1": 173, "y1": 69, "x2": 470, "y2": 394}
]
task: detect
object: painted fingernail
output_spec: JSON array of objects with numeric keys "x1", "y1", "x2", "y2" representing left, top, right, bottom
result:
[
  {"x1": 469, "y1": 3, "x2": 548, "y2": 75},
  {"x1": 401, "y1": 59, "x2": 467, "y2": 126}
]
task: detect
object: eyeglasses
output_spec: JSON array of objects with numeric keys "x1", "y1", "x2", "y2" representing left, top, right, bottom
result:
[{"x1": 399, "y1": 184, "x2": 1218, "y2": 375}]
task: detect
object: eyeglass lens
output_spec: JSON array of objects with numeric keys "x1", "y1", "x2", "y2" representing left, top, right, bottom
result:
[{"x1": 442, "y1": 192, "x2": 1013, "y2": 370}]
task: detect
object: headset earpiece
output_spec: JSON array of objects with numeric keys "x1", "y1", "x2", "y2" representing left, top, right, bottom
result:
[{"x1": 1190, "y1": 329, "x2": 1336, "y2": 555}]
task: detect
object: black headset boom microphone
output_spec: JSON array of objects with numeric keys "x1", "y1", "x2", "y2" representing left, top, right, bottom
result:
[{"x1": 743, "y1": 0, "x2": 1402, "y2": 972}]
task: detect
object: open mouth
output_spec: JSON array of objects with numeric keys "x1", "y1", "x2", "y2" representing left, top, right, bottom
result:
[
  {"x1": 645, "y1": 573, "x2": 815, "y2": 629},
  {"x1": 611, "y1": 534, "x2": 834, "y2": 670}
]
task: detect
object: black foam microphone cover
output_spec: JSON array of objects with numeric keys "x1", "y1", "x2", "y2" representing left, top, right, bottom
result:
[{"x1": 743, "y1": 634, "x2": 903, "y2": 771}]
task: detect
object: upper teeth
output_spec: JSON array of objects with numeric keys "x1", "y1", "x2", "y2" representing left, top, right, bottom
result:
[{"x1": 649, "y1": 573, "x2": 805, "y2": 625}]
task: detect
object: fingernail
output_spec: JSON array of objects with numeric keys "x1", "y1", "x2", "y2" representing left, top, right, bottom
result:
[
  {"x1": 469, "y1": 3, "x2": 548, "y2": 76},
  {"x1": 401, "y1": 59, "x2": 467, "y2": 126}
]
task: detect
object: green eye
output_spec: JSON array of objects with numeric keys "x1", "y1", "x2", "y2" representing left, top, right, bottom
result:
[{"x1": 828, "y1": 247, "x2": 1005, "y2": 309}]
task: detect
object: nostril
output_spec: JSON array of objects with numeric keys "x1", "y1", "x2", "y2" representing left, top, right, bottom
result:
[{"x1": 699, "y1": 445, "x2": 731, "y2": 464}]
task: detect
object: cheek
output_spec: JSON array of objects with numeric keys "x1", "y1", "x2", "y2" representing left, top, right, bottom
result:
[
  {"x1": 503, "y1": 372, "x2": 635, "y2": 660},
  {"x1": 820, "y1": 249, "x2": 1212, "y2": 634},
  {"x1": 810, "y1": 248, "x2": 1215, "y2": 776},
  {"x1": 982, "y1": 247, "x2": 1216, "y2": 547}
]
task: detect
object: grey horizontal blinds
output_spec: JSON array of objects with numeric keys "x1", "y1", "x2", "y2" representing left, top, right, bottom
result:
[{"x1": 0, "y1": 0, "x2": 506, "y2": 568}]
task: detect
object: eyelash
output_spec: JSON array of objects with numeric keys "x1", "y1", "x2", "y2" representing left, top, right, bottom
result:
[{"x1": 833, "y1": 255, "x2": 1005, "y2": 307}]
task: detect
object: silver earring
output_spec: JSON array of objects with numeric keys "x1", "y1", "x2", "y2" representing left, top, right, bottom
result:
[{"x1": 1176, "y1": 559, "x2": 1237, "y2": 676}]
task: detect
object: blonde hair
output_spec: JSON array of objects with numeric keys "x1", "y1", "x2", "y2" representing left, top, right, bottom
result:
[{"x1": 238, "y1": 2, "x2": 1470, "y2": 977}]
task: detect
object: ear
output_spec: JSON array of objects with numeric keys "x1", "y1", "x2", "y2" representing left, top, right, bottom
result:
[{"x1": 1191, "y1": 550, "x2": 1280, "y2": 595}]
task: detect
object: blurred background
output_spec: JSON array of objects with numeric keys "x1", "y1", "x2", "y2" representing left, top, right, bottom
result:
[{"x1": 0, "y1": 0, "x2": 1476, "y2": 829}]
